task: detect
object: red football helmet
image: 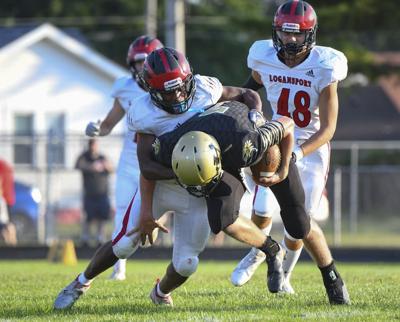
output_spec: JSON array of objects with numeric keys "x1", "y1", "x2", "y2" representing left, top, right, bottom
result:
[
  {"x1": 126, "y1": 35, "x2": 164, "y2": 85},
  {"x1": 272, "y1": 0, "x2": 317, "y2": 56},
  {"x1": 141, "y1": 47, "x2": 196, "y2": 114}
]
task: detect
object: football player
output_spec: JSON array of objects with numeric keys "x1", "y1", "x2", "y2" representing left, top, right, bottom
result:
[
  {"x1": 134, "y1": 100, "x2": 303, "y2": 298},
  {"x1": 53, "y1": 48, "x2": 283, "y2": 309},
  {"x1": 230, "y1": 0, "x2": 350, "y2": 305},
  {"x1": 84, "y1": 35, "x2": 164, "y2": 281},
  {"x1": 151, "y1": 100, "x2": 314, "y2": 255}
]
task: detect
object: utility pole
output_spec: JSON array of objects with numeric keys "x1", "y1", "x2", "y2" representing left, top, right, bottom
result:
[
  {"x1": 165, "y1": 0, "x2": 186, "y2": 54},
  {"x1": 146, "y1": 0, "x2": 158, "y2": 37}
]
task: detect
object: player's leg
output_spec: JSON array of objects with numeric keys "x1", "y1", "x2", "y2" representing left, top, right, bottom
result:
[
  {"x1": 110, "y1": 172, "x2": 138, "y2": 280},
  {"x1": 268, "y1": 159, "x2": 311, "y2": 293},
  {"x1": 207, "y1": 172, "x2": 284, "y2": 293},
  {"x1": 231, "y1": 185, "x2": 278, "y2": 287},
  {"x1": 150, "y1": 183, "x2": 210, "y2": 306},
  {"x1": 280, "y1": 232, "x2": 303, "y2": 294},
  {"x1": 54, "y1": 189, "x2": 142, "y2": 309},
  {"x1": 303, "y1": 219, "x2": 350, "y2": 304},
  {"x1": 299, "y1": 144, "x2": 350, "y2": 304},
  {"x1": 223, "y1": 215, "x2": 284, "y2": 293}
]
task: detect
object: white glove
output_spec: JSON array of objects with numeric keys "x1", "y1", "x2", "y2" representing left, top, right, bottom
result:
[
  {"x1": 85, "y1": 120, "x2": 101, "y2": 137},
  {"x1": 293, "y1": 146, "x2": 304, "y2": 162}
]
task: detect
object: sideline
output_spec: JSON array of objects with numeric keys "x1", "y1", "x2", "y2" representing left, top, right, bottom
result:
[{"x1": 1, "y1": 246, "x2": 400, "y2": 262}]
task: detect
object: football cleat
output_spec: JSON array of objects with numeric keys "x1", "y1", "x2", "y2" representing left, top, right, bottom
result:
[
  {"x1": 324, "y1": 277, "x2": 351, "y2": 305},
  {"x1": 150, "y1": 282, "x2": 173, "y2": 306},
  {"x1": 230, "y1": 247, "x2": 266, "y2": 287},
  {"x1": 281, "y1": 277, "x2": 295, "y2": 294},
  {"x1": 53, "y1": 277, "x2": 91, "y2": 310},
  {"x1": 266, "y1": 247, "x2": 284, "y2": 293}
]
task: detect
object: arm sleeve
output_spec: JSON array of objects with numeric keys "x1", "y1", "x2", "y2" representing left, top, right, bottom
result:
[{"x1": 257, "y1": 120, "x2": 285, "y2": 150}]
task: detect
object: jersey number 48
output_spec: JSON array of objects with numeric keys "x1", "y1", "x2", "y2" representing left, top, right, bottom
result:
[{"x1": 277, "y1": 88, "x2": 311, "y2": 128}]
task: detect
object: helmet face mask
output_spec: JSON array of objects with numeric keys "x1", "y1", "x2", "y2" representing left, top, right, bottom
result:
[
  {"x1": 172, "y1": 131, "x2": 223, "y2": 197},
  {"x1": 126, "y1": 35, "x2": 164, "y2": 88},
  {"x1": 272, "y1": 0, "x2": 317, "y2": 58},
  {"x1": 142, "y1": 48, "x2": 196, "y2": 114}
]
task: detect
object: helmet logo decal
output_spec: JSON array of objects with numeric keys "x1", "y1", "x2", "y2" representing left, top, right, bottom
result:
[
  {"x1": 133, "y1": 52, "x2": 147, "y2": 61},
  {"x1": 282, "y1": 22, "x2": 300, "y2": 32},
  {"x1": 242, "y1": 140, "x2": 257, "y2": 163},
  {"x1": 164, "y1": 78, "x2": 183, "y2": 91}
]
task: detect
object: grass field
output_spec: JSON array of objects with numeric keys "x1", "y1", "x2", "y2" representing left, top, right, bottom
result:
[{"x1": 0, "y1": 260, "x2": 399, "y2": 321}]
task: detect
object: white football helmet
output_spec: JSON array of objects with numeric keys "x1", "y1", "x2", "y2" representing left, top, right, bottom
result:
[{"x1": 172, "y1": 131, "x2": 222, "y2": 197}]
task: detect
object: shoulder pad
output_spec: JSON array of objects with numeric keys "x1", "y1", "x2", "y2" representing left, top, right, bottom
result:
[
  {"x1": 315, "y1": 47, "x2": 348, "y2": 82},
  {"x1": 248, "y1": 40, "x2": 275, "y2": 69}
]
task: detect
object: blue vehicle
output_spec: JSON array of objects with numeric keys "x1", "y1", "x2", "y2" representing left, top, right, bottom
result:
[{"x1": 9, "y1": 181, "x2": 41, "y2": 242}]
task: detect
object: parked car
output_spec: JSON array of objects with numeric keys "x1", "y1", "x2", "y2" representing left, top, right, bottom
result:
[{"x1": 9, "y1": 181, "x2": 41, "y2": 242}]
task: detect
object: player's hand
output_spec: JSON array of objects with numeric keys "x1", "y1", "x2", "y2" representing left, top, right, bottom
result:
[
  {"x1": 127, "y1": 216, "x2": 169, "y2": 246},
  {"x1": 248, "y1": 110, "x2": 265, "y2": 127},
  {"x1": 85, "y1": 120, "x2": 101, "y2": 137},
  {"x1": 253, "y1": 165, "x2": 289, "y2": 187}
]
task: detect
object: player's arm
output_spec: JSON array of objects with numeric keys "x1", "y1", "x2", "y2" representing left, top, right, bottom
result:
[
  {"x1": 276, "y1": 116, "x2": 295, "y2": 175},
  {"x1": 257, "y1": 116, "x2": 294, "y2": 187},
  {"x1": 298, "y1": 82, "x2": 339, "y2": 159},
  {"x1": 86, "y1": 99, "x2": 125, "y2": 137},
  {"x1": 243, "y1": 70, "x2": 264, "y2": 91},
  {"x1": 136, "y1": 133, "x2": 175, "y2": 180},
  {"x1": 219, "y1": 86, "x2": 263, "y2": 113},
  {"x1": 126, "y1": 174, "x2": 169, "y2": 244}
]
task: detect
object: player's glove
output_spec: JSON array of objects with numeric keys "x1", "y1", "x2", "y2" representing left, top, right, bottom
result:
[
  {"x1": 248, "y1": 110, "x2": 265, "y2": 127},
  {"x1": 85, "y1": 120, "x2": 101, "y2": 137}
]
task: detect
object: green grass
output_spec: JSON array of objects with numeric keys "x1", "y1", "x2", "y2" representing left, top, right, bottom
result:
[{"x1": 0, "y1": 260, "x2": 399, "y2": 321}]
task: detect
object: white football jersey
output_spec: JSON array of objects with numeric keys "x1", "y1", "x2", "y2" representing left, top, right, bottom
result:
[
  {"x1": 127, "y1": 74, "x2": 223, "y2": 137},
  {"x1": 111, "y1": 76, "x2": 146, "y2": 177},
  {"x1": 248, "y1": 40, "x2": 348, "y2": 139}
]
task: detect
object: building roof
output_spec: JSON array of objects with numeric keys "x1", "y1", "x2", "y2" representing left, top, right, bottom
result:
[
  {"x1": 0, "y1": 24, "x2": 90, "y2": 49},
  {"x1": 0, "y1": 23, "x2": 127, "y2": 80},
  {"x1": 335, "y1": 85, "x2": 400, "y2": 141}
]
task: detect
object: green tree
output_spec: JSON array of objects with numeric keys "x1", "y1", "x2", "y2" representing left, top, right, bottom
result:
[{"x1": 1, "y1": 0, "x2": 399, "y2": 83}]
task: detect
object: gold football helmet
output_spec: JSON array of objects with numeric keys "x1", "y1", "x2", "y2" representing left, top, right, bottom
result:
[{"x1": 172, "y1": 131, "x2": 222, "y2": 197}]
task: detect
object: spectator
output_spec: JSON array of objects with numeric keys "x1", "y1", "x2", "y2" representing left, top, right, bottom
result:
[
  {"x1": 0, "y1": 159, "x2": 17, "y2": 246},
  {"x1": 75, "y1": 139, "x2": 113, "y2": 247}
]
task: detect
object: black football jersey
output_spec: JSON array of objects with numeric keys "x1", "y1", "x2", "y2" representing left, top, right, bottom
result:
[{"x1": 153, "y1": 100, "x2": 283, "y2": 174}]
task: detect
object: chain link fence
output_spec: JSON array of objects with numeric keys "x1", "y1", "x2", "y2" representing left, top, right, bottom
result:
[{"x1": 1, "y1": 134, "x2": 400, "y2": 247}]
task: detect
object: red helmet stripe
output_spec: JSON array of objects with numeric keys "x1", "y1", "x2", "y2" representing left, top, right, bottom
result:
[
  {"x1": 290, "y1": 0, "x2": 299, "y2": 15},
  {"x1": 158, "y1": 49, "x2": 172, "y2": 72}
]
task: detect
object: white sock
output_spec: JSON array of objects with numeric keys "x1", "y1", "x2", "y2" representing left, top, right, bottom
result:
[
  {"x1": 261, "y1": 222, "x2": 272, "y2": 235},
  {"x1": 78, "y1": 272, "x2": 94, "y2": 285},
  {"x1": 157, "y1": 283, "x2": 170, "y2": 297},
  {"x1": 113, "y1": 259, "x2": 127, "y2": 274},
  {"x1": 281, "y1": 240, "x2": 303, "y2": 279},
  {"x1": 253, "y1": 222, "x2": 272, "y2": 255}
]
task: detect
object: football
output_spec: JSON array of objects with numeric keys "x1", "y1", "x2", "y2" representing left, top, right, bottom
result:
[{"x1": 250, "y1": 144, "x2": 281, "y2": 178}]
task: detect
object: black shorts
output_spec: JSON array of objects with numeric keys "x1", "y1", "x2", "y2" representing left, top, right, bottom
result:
[
  {"x1": 83, "y1": 195, "x2": 111, "y2": 222},
  {"x1": 206, "y1": 172, "x2": 245, "y2": 234}
]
